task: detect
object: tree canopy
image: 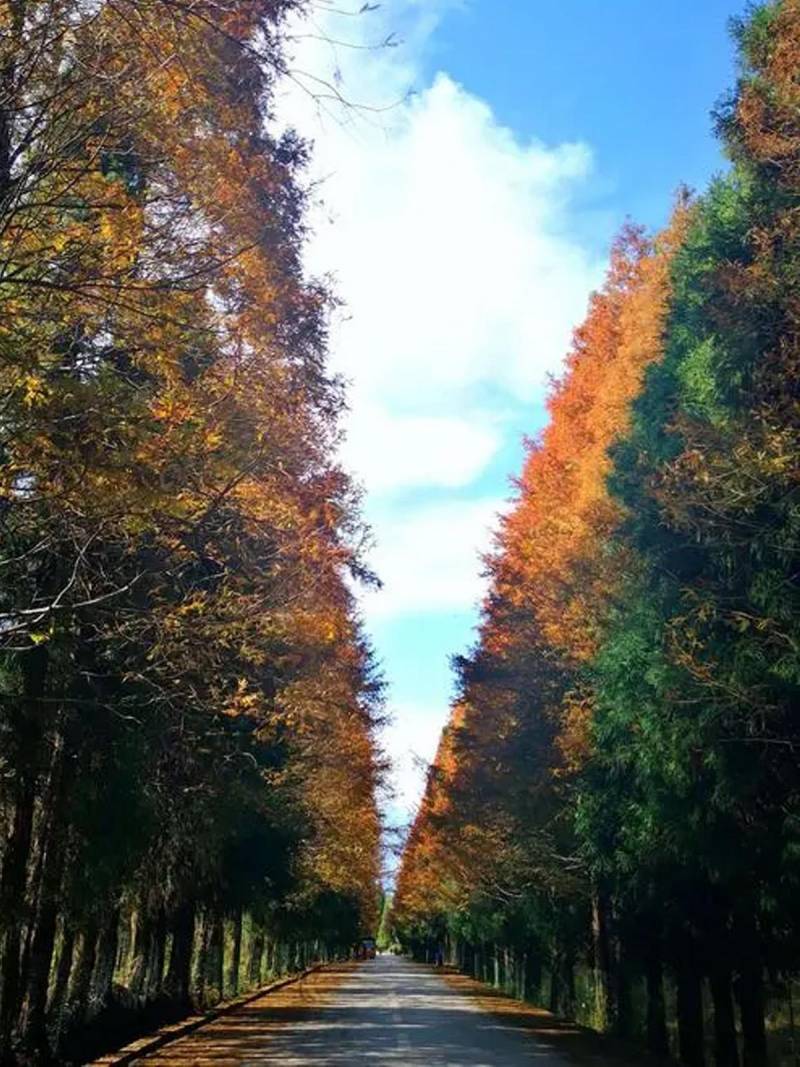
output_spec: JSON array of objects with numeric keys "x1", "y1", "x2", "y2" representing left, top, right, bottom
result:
[
  {"x1": 0, "y1": 2, "x2": 382, "y2": 1061},
  {"x1": 393, "y1": 5, "x2": 800, "y2": 1066}
]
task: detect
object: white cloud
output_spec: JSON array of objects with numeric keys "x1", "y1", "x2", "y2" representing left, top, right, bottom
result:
[
  {"x1": 340, "y1": 406, "x2": 500, "y2": 493},
  {"x1": 279, "y1": 3, "x2": 604, "y2": 503},
  {"x1": 308, "y1": 72, "x2": 595, "y2": 403},
  {"x1": 362, "y1": 497, "x2": 502, "y2": 619},
  {"x1": 382, "y1": 701, "x2": 447, "y2": 823},
  {"x1": 277, "y1": 2, "x2": 608, "y2": 818}
]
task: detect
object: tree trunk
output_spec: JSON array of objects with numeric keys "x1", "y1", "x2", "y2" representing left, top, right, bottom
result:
[
  {"x1": 0, "y1": 791, "x2": 36, "y2": 1056},
  {"x1": 206, "y1": 914, "x2": 224, "y2": 1001},
  {"x1": 0, "y1": 647, "x2": 49, "y2": 1060},
  {"x1": 164, "y1": 902, "x2": 195, "y2": 1007},
  {"x1": 227, "y1": 910, "x2": 243, "y2": 997},
  {"x1": 525, "y1": 945, "x2": 542, "y2": 1003},
  {"x1": 128, "y1": 910, "x2": 152, "y2": 1000},
  {"x1": 0, "y1": 794, "x2": 35, "y2": 1053},
  {"x1": 70, "y1": 921, "x2": 100, "y2": 1025},
  {"x1": 549, "y1": 944, "x2": 563, "y2": 1015},
  {"x1": 146, "y1": 908, "x2": 168, "y2": 1000},
  {"x1": 710, "y1": 963, "x2": 740, "y2": 1067},
  {"x1": 249, "y1": 928, "x2": 265, "y2": 987},
  {"x1": 22, "y1": 745, "x2": 72, "y2": 1056},
  {"x1": 736, "y1": 959, "x2": 767, "y2": 1067},
  {"x1": 592, "y1": 888, "x2": 615, "y2": 1032},
  {"x1": 22, "y1": 870, "x2": 64, "y2": 1054},
  {"x1": 116, "y1": 912, "x2": 135, "y2": 979},
  {"x1": 644, "y1": 938, "x2": 670, "y2": 1058},
  {"x1": 513, "y1": 949, "x2": 523, "y2": 1000},
  {"x1": 18, "y1": 719, "x2": 68, "y2": 1032},
  {"x1": 92, "y1": 908, "x2": 120, "y2": 1009},
  {"x1": 731, "y1": 912, "x2": 766, "y2": 1067},
  {"x1": 563, "y1": 951, "x2": 577, "y2": 1019},
  {"x1": 616, "y1": 937, "x2": 633, "y2": 1038},
  {"x1": 676, "y1": 932, "x2": 705, "y2": 1067},
  {"x1": 48, "y1": 925, "x2": 75, "y2": 1035},
  {"x1": 195, "y1": 914, "x2": 211, "y2": 1002}
]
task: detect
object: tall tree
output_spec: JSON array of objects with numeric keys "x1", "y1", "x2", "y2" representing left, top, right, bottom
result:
[{"x1": 0, "y1": 2, "x2": 382, "y2": 1061}]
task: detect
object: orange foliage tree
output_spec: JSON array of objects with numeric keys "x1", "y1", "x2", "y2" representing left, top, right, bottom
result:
[
  {"x1": 0, "y1": 2, "x2": 382, "y2": 1060},
  {"x1": 393, "y1": 205, "x2": 689, "y2": 1016}
]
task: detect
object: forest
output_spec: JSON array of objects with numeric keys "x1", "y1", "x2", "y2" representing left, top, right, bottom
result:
[
  {"x1": 393, "y1": 3, "x2": 800, "y2": 1067},
  {"x1": 0, "y1": 1, "x2": 382, "y2": 1063},
  {"x1": 2, "y1": 0, "x2": 800, "y2": 1064}
]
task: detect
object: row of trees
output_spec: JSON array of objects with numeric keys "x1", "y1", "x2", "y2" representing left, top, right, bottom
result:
[
  {"x1": 0, "y1": 1, "x2": 382, "y2": 1063},
  {"x1": 393, "y1": 4, "x2": 800, "y2": 1066}
]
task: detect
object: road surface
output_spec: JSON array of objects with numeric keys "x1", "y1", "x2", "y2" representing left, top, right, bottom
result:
[{"x1": 138, "y1": 955, "x2": 570, "y2": 1065}]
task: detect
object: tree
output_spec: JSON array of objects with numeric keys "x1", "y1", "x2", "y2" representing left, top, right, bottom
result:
[{"x1": 0, "y1": 2, "x2": 382, "y2": 1061}]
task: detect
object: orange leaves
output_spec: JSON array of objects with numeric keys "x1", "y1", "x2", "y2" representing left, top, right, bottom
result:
[
  {"x1": 554, "y1": 691, "x2": 595, "y2": 775},
  {"x1": 221, "y1": 678, "x2": 266, "y2": 720},
  {"x1": 489, "y1": 204, "x2": 693, "y2": 671},
  {"x1": 0, "y1": 0, "x2": 382, "y2": 984},
  {"x1": 737, "y1": 0, "x2": 800, "y2": 186},
  {"x1": 20, "y1": 374, "x2": 49, "y2": 409},
  {"x1": 397, "y1": 207, "x2": 693, "y2": 924}
]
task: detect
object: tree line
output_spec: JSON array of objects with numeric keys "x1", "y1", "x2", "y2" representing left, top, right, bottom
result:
[
  {"x1": 0, "y1": 1, "x2": 382, "y2": 1063},
  {"x1": 393, "y1": 5, "x2": 800, "y2": 1067}
]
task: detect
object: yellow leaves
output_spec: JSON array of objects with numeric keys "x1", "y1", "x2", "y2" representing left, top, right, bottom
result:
[
  {"x1": 21, "y1": 374, "x2": 49, "y2": 408},
  {"x1": 555, "y1": 692, "x2": 595, "y2": 775},
  {"x1": 221, "y1": 678, "x2": 263, "y2": 720},
  {"x1": 51, "y1": 231, "x2": 71, "y2": 254},
  {"x1": 0, "y1": 0, "x2": 381, "y2": 951},
  {"x1": 148, "y1": 395, "x2": 185, "y2": 424},
  {"x1": 99, "y1": 214, "x2": 115, "y2": 242},
  {"x1": 204, "y1": 427, "x2": 223, "y2": 450},
  {"x1": 176, "y1": 594, "x2": 208, "y2": 619}
]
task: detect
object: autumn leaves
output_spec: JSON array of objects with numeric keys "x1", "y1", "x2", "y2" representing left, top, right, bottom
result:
[
  {"x1": 393, "y1": 5, "x2": 800, "y2": 1066},
  {"x1": 0, "y1": 1, "x2": 380, "y2": 1061}
]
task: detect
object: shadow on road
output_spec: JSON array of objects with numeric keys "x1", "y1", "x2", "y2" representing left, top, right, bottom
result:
[
  {"x1": 139, "y1": 957, "x2": 664, "y2": 1066},
  {"x1": 441, "y1": 968, "x2": 672, "y2": 1067}
]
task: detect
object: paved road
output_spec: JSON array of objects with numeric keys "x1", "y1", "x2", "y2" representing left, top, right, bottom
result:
[{"x1": 139, "y1": 955, "x2": 569, "y2": 1065}]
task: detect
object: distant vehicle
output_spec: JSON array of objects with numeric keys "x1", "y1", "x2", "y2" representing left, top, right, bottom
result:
[{"x1": 358, "y1": 937, "x2": 376, "y2": 960}]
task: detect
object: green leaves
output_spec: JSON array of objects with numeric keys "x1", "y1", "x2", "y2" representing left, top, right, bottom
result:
[{"x1": 397, "y1": 7, "x2": 800, "y2": 1043}]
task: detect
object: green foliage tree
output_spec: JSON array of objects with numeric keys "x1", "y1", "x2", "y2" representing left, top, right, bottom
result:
[{"x1": 394, "y1": 7, "x2": 800, "y2": 1067}]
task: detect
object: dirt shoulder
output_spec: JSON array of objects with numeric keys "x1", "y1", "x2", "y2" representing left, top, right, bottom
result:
[{"x1": 441, "y1": 967, "x2": 672, "y2": 1067}]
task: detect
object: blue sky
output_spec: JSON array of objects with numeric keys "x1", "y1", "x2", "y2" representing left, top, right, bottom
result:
[
  {"x1": 428, "y1": 0, "x2": 740, "y2": 224},
  {"x1": 280, "y1": 0, "x2": 744, "y2": 834}
]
